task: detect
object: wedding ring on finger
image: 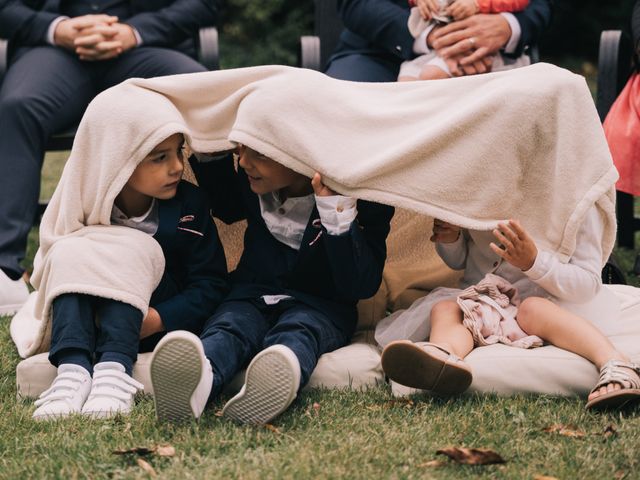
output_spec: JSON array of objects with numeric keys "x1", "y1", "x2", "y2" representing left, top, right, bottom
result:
[{"x1": 468, "y1": 37, "x2": 476, "y2": 49}]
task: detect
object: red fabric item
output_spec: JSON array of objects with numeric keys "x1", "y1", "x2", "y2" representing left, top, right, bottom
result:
[
  {"x1": 408, "y1": 0, "x2": 417, "y2": 6},
  {"x1": 477, "y1": 0, "x2": 529, "y2": 13},
  {"x1": 604, "y1": 73, "x2": 640, "y2": 196}
]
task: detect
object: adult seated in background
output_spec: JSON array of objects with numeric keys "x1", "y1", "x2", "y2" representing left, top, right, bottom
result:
[
  {"x1": 604, "y1": 0, "x2": 640, "y2": 197},
  {"x1": 0, "y1": 0, "x2": 220, "y2": 316},
  {"x1": 325, "y1": 0, "x2": 552, "y2": 82}
]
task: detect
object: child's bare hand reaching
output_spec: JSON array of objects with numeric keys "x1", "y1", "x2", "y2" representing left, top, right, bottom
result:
[
  {"x1": 446, "y1": 0, "x2": 479, "y2": 20},
  {"x1": 489, "y1": 219, "x2": 538, "y2": 271},
  {"x1": 430, "y1": 219, "x2": 461, "y2": 243},
  {"x1": 416, "y1": 0, "x2": 441, "y2": 20}
]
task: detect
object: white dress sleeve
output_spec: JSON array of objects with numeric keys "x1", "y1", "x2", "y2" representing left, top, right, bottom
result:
[
  {"x1": 523, "y1": 206, "x2": 604, "y2": 303},
  {"x1": 435, "y1": 230, "x2": 469, "y2": 270}
]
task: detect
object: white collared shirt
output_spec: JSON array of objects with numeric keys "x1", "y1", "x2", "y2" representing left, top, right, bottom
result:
[{"x1": 110, "y1": 198, "x2": 159, "y2": 235}]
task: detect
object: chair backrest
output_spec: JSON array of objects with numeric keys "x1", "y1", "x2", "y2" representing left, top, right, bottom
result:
[{"x1": 596, "y1": 30, "x2": 632, "y2": 121}]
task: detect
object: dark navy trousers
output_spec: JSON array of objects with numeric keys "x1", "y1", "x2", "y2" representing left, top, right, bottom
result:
[
  {"x1": 201, "y1": 299, "x2": 353, "y2": 397},
  {"x1": 49, "y1": 273, "x2": 180, "y2": 374}
]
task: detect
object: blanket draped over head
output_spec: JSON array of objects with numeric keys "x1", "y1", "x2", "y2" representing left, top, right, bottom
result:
[{"x1": 11, "y1": 63, "x2": 617, "y2": 358}]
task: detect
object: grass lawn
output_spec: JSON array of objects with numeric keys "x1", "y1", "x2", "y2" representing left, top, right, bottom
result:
[{"x1": 1, "y1": 152, "x2": 639, "y2": 479}]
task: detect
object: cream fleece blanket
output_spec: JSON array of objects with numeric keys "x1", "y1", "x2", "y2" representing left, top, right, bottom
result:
[{"x1": 11, "y1": 62, "x2": 616, "y2": 357}]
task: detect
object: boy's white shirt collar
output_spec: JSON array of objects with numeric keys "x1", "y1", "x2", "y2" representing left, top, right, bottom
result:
[{"x1": 110, "y1": 198, "x2": 159, "y2": 236}]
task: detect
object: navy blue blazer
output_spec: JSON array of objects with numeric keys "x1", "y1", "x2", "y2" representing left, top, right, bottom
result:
[
  {"x1": 332, "y1": 0, "x2": 552, "y2": 62},
  {"x1": 0, "y1": 0, "x2": 219, "y2": 53},
  {"x1": 191, "y1": 156, "x2": 395, "y2": 331},
  {"x1": 150, "y1": 180, "x2": 228, "y2": 335}
]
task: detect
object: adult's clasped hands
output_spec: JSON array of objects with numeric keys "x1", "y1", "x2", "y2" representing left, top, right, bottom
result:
[
  {"x1": 54, "y1": 14, "x2": 137, "y2": 61},
  {"x1": 427, "y1": 13, "x2": 513, "y2": 77}
]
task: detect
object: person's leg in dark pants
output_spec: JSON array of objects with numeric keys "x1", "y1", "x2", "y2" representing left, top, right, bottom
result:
[
  {"x1": 222, "y1": 301, "x2": 353, "y2": 425},
  {"x1": 98, "y1": 47, "x2": 208, "y2": 91},
  {"x1": 34, "y1": 294, "x2": 98, "y2": 420},
  {"x1": 263, "y1": 303, "x2": 352, "y2": 388},
  {"x1": 49, "y1": 293, "x2": 98, "y2": 374},
  {"x1": 0, "y1": 47, "x2": 94, "y2": 279},
  {"x1": 150, "y1": 300, "x2": 272, "y2": 422},
  {"x1": 94, "y1": 297, "x2": 143, "y2": 376},
  {"x1": 200, "y1": 300, "x2": 272, "y2": 396},
  {"x1": 324, "y1": 53, "x2": 400, "y2": 82}
]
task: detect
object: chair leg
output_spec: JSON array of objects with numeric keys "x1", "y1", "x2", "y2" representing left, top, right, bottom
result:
[{"x1": 616, "y1": 190, "x2": 635, "y2": 249}]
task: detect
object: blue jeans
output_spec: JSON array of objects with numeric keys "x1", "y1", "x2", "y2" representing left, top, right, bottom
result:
[{"x1": 201, "y1": 299, "x2": 352, "y2": 397}]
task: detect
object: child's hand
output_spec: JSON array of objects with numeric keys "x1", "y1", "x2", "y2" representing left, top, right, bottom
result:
[
  {"x1": 430, "y1": 218, "x2": 461, "y2": 243},
  {"x1": 446, "y1": 0, "x2": 479, "y2": 20},
  {"x1": 140, "y1": 307, "x2": 164, "y2": 339},
  {"x1": 489, "y1": 219, "x2": 538, "y2": 271},
  {"x1": 312, "y1": 173, "x2": 336, "y2": 196},
  {"x1": 416, "y1": 0, "x2": 440, "y2": 20}
]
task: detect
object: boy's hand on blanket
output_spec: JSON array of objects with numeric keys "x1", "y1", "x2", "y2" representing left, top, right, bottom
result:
[
  {"x1": 312, "y1": 173, "x2": 336, "y2": 197},
  {"x1": 490, "y1": 220, "x2": 537, "y2": 271},
  {"x1": 417, "y1": 0, "x2": 440, "y2": 20},
  {"x1": 447, "y1": 0, "x2": 480, "y2": 21},
  {"x1": 430, "y1": 219, "x2": 461, "y2": 243},
  {"x1": 140, "y1": 307, "x2": 165, "y2": 339}
]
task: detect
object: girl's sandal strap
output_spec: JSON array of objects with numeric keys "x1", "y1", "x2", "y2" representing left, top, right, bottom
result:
[{"x1": 591, "y1": 359, "x2": 640, "y2": 393}]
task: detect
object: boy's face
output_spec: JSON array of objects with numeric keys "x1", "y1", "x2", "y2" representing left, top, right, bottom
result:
[
  {"x1": 237, "y1": 145, "x2": 309, "y2": 196},
  {"x1": 127, "y1": 133, "x2": 185, "y2": 200}
]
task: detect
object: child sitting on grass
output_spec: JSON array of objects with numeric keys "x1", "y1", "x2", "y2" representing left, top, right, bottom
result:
[
  {"x1": 149, "y1": 144, "x2": 395, "y2": 425},
  {"x1": 399, "y1": 0, "x2": 530, "y2": 81},
  {"x1": 32, "y1": 133, "x2": 228, "y2": 420},
  {"x1": 378, "y1": 213, "x2": 640, "y2": 410}
]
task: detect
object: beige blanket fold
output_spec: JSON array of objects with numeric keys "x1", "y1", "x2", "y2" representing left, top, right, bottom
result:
[{"x1": 11, "y1": 63, "x2": 617, "y2": 358}]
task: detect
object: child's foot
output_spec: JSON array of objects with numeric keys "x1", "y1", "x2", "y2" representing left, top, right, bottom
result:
[
  {"x1": 586, "y1": 359, "x2": 640, "y2": 410},
  {"x1": 150, "y1": 331, "x2": 213, "y2": 422},
  {"x1": 32, "y1": 364, "x2": 92, "y2": 420},
  {"x1": 222, "y1": 344, "x2": 300, "y2": 425},
  {"x1": 81, "y1": 362, "x2": 144, "y2": 419},
  {"x1": 381, "y1": 340, "x2": 472, "y2": 395}
]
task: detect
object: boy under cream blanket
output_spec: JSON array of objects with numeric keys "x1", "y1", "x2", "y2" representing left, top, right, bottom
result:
[{"x1": 11, "y1": 63, "x2": 617, "y2": 358}]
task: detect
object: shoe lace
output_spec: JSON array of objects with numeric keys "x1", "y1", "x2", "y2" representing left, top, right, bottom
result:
[{"x1": 34, "y1": 371, "x2": 87, "y2": 407}]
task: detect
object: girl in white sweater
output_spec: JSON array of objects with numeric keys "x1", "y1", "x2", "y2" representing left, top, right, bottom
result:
[{"x1": 378, "y1": 208, "x2": 640, "y2": 410}]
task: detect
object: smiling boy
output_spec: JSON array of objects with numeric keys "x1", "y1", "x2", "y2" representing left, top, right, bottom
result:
[{"x1": 150, "y1": 144, "x2": 395, "y2": 424}]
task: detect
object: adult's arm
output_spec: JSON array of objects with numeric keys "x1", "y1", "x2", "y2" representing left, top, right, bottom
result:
[
  {"x1": 337, "y1": 0, "x2": 415, "y2": 60},
  {"x1": 0, "y1": 0, "x2": 59, "y2": 44},
  {"x1": 125, "y1": 0, "x2": 220, "y2": 47},
  {"x1": 509, "y1": 0, "x2": 553, "y2": 57}
]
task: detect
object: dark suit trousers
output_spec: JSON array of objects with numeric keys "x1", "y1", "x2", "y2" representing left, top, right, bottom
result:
[
  {"x1": 0, "y1": 46, "x2": 206, "y2": 276},
  {"x1": 325, "y1": 51, "x2": 400, "y2": 82}
]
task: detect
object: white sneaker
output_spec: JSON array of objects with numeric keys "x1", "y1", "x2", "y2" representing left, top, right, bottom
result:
[
  {"x1": 222, "y1": 344, "x2": 301, "y2": 425},
  {"x1": 150, "y1": 331, "x2": 213, "y2": 422},
  {"x1": 0, "y1": 269, "x2": 29, "y2": 316},
  {"x1": 81, "y1": 362, "x2": 144, "y2": 419},
  {"x1": 33, "y1": 364, "x2": 92, "y2": 421}
]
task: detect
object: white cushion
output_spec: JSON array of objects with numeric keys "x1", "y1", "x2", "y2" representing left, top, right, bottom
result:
[{"x1": 16, "y1": 284, "x2": 640, "y2": 399}]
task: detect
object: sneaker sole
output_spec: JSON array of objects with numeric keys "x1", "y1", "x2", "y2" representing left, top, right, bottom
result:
[
  {"x1": 381, "y1": 341, "x2": 472, "y2": 395},
  {"x1": 151, "y1": 337, "x2": 203, "y2": 422},
  {"x1": 222, "y1": 348, "x2": 298, "y2": 425}
]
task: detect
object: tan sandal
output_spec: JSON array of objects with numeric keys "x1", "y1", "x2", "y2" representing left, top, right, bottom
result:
[
  {"x1": 381, "y1": 341, "x2": 472, "y2": 395},
  {"x1": 585, "y1": 359, "x2": 640, "y2": 410}
]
